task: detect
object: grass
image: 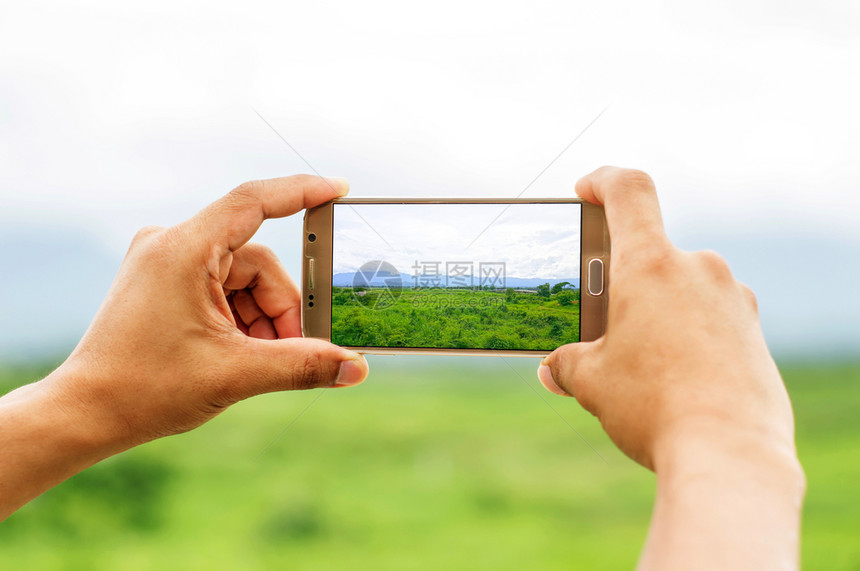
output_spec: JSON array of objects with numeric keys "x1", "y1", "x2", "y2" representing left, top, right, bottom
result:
[
  {"x1": 0, "y1": 358, "x2": 857, "y2": 569},
  {"x1": 332, "y1": 287, "x2": 581, "y2": 350}
]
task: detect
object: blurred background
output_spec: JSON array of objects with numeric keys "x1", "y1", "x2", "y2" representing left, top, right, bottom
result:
[{"x1": 1, "y1": 1, "x2": 858, "y2": 569}]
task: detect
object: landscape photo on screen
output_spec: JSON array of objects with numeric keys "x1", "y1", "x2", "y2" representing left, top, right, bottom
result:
[{"x1": 331, "y1": 203, "x2": 582, "y2": 350}]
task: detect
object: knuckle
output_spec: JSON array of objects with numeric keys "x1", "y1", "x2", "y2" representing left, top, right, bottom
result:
[
  {"x1": 225, "y1": 180, "x2": 265, "y2": 210},
  {"x1": 244, "y1": 242, "x2": 278, "y2": 263},
  {"x1": 296, "y1": 352, "x2": 330, "y2": 389},
  {"x1": 612, "y1": 168, "x2": 655, "y2": 192},
  {"x1": 128, "y1": 225, "x2": 170, "y2": 259},
  {"x1": 739, "y1": 282, "x2": 759, "y2": 313},
  {"x1": 635, "y1": 243, "x2": 679, "y2": 275},
  {"x1": 132, "y1": 225, "x2": 165, "y2": 245},
  {"x1": 209, "y1": 180, "x2": 267, "y2": 229},
  {"x1": 696, "y1": 249, "x2": 733, "y2": 280},
  {"x1": 233, "y1": 179, "x2": 264, "y2": 198}
]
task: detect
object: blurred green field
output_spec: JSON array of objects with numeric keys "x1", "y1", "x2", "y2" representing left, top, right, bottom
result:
[{"x1": 1, "y1": 358, "x2": 858, "y2": 570}]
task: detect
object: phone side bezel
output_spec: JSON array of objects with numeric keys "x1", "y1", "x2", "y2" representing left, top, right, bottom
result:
[
  {"x1": 580, "y1": 200, "x2": 610, "y2": 343},
  {"x1": 303, "y1": 204, "x2": 333, "y2": 343},
  {"x1": 302, "y1": 198, "x2": 609, "y2": 357}
]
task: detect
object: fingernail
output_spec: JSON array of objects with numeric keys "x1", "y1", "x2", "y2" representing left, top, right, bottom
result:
[
  {"x1": 326, "y1": 176, "x2": 350, "y2": 197},
  {"x1": 537, "y1": 364, "x2": 568, "y2": 397},
  {"x1": 333, "y1": 356, "x2": 368, "y2": 387}
]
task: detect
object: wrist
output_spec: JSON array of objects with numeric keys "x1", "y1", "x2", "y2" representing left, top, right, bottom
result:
[
  {"x1": 653, "y1": 417, "x2": 805, "y2": 497},
  {"x1": 34, "y1": 360, "x2": 139, "y2": 457},
  {"x1": 641, "y1": 418, "x2": 805, "y2": 570},
  {"x1": 0, "y1": 369, "x2": 127, "y2": 519}
]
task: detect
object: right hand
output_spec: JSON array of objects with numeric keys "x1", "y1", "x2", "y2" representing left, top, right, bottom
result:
[{"x1": 538, "y1": 167, "x2": 799, "y2": 473}]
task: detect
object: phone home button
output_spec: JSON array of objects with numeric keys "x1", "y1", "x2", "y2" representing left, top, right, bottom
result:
[{"x1": 587, "y1": 258, "x2": 604, "y2": 296}]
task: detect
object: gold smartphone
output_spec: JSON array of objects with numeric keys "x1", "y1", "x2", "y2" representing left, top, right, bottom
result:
[{"x1": 302, "y1": 198, "x2": 609, "y2": 357}]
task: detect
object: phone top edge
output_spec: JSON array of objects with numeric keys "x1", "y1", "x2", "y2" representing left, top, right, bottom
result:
[{"x1": 330, "y1": 197, "x2": 586, "y2": 204}]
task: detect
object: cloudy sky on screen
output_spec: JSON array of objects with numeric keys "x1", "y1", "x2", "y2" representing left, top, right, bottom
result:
[
  {"x1": 1, "y1": 0, "x2": 858, "y2": 358},
  {"x1": 333, "y1": 203, "x2": 582, "y2": 279}
]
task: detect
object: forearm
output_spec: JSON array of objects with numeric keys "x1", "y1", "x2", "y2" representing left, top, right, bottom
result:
[
  {"x1": 0, "y1": 368, "x2": 122, "y2": 520},
  {"x1": 639, "y1": 426, "x2": 806, "y2": 570}
]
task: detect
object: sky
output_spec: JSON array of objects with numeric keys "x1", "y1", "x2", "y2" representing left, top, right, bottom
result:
[
  {"x1": 332, "y1": 203, "x2": 582, "y2": 280},
  {"x1": 0, "y1": 0, "x2": 859, "y2": 360}
]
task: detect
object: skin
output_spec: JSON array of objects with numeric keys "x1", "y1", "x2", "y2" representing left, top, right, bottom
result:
[
  {"x1": 538, "y1": 167, "x2": 805, "y2": 569},
  {"x1": 0, "y1": 174, "x2": 369, "y2": 519},
  {"x1": 1, "y1": 168, "x2": 804, "y2": 569}
]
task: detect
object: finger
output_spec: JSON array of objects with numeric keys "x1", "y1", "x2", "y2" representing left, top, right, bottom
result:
[
  {"x1": 223, "y1": 243, "x2": 302, "y2": 338},
  {"x1": 575, "y1": 166, "x2": 668, "y2": 256},
  {"x1": 223, "y1": 338, "x2": 370, "y2": 401},
  {"x1": 539, "y1": 341, "x2": 601, "y2": 415},
  {"x1": 226, "y1": 293, "x2": 248, "y2": 335},
  {"x1": 232, "y1": 289, "x2": 278, "y2": 339},
  {"x1": 188, "y1": 174, "x2": 349, "y2": 254}
]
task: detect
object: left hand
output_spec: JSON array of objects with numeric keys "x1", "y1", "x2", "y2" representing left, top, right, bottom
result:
[{"x1": 49, "y1": 174, "x2": 369, "y2": 448}]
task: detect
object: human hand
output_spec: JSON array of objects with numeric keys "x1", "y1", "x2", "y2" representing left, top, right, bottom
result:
[
  {"x1": 537, "y1": 167, "x2": 804, "y2": 568},
  {"x1": 538, "y1": 167, "x2": 799, "y2": 472},
  {"x1": 49, "y1": 175, "x2": 369, "y2": 448}
]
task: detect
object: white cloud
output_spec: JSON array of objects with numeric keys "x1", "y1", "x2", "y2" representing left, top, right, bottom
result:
[{"x1": 332, "y1": 203, "x2": 581, "y2": 279}]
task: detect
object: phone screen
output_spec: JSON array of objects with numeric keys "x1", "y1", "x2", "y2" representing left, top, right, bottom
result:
[{"x1": 331, "y1": 202, "x2": 582, "y2": 351}]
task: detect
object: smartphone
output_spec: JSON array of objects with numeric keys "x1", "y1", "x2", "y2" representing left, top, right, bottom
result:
[{"x1": 302, "y1": 198, "x2": 609, "y2": 357}]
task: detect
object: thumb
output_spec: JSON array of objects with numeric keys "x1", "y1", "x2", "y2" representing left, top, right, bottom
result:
[
  {"x1": 538, "y1": 341, "x2": 600, "y2": 412},
  {"x1": 227, "y1": 338, "x2": 369, "y2": 400}
]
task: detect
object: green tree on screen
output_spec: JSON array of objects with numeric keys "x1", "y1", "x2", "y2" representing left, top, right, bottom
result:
[
  {"x1": 557, "y1": 290, "x2": 575, "y2": 306},
  {"x1": 537, "y1": 283, "x2": 551, "y2": 298}
]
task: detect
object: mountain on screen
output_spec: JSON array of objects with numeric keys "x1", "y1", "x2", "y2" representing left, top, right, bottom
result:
[{"x1": 332, "y1": 272, "x2": 579, "y2": 289}]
